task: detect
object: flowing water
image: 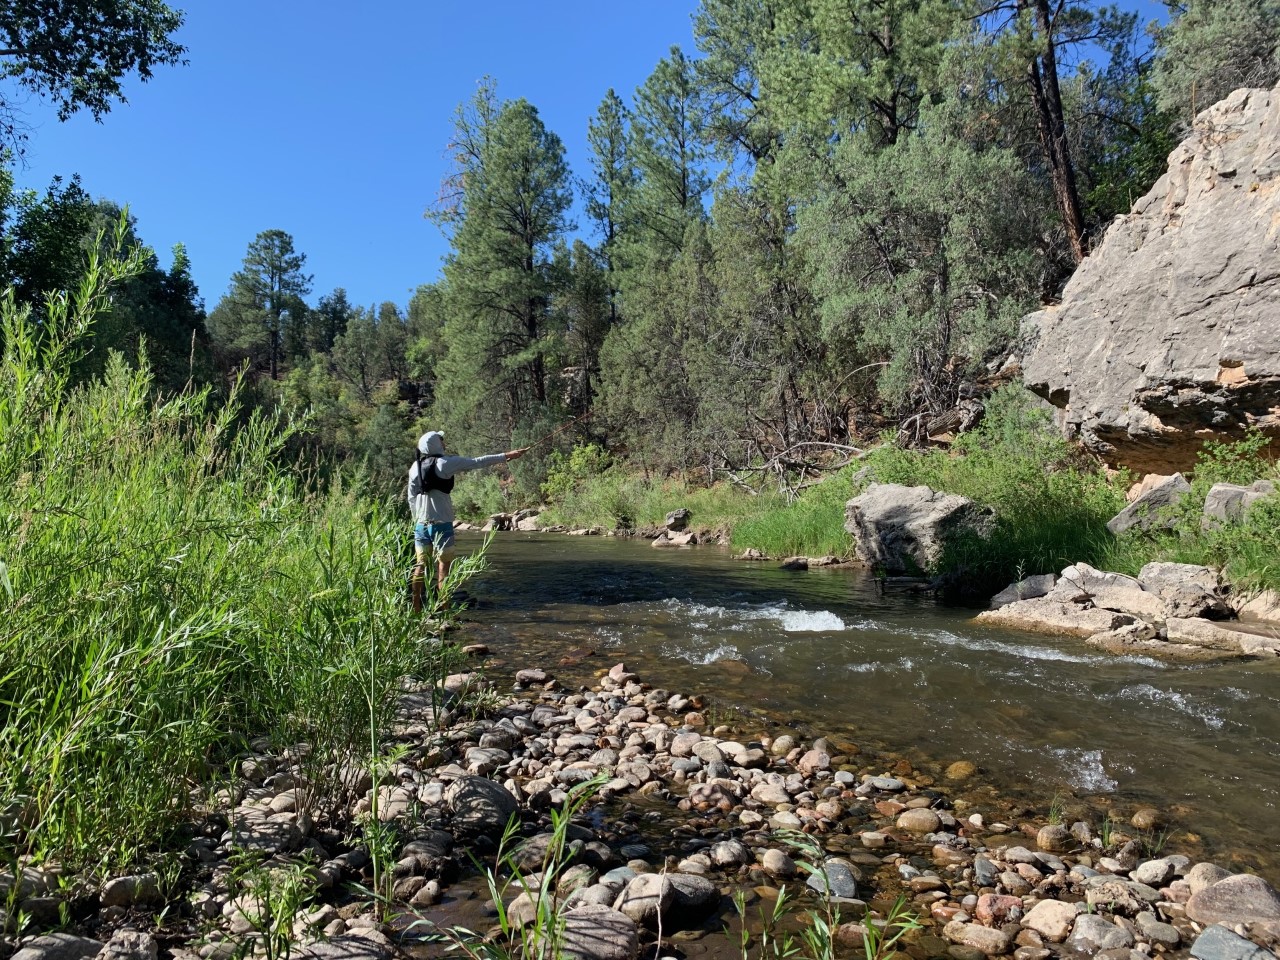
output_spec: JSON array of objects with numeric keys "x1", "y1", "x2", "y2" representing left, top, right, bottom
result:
[{"x1": 458, "y1": 533, "x2": 1280, "y2": 876}]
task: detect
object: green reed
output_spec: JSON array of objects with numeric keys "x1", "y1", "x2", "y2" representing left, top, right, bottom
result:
[{"x1": 0, "y1": 218, "x2": 454, "y2": 873}]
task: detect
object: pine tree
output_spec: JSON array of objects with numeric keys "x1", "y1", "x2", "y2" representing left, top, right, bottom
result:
[
  {"x1": 585, "y1": 89, "x2": 636, "y2": 324},
  {"x1": 628, "y1": 47, "x2": 710, "y2": 262},
  {"x1": 208, "y1": 230, "x2": 312, "y2": 380},
  {"x1": 430, "y1": 92, "x2": 573, "y2": 445},
  {"x1": 1152, "y1": 0, "x2": 1280, "y2": 127}
]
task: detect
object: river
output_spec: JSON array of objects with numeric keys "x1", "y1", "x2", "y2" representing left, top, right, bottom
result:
[{"x1": 457, "y1": 533, "x2": 1280, "y2": 878}]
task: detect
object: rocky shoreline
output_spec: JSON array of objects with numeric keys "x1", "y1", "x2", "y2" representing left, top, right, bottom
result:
[{"x1": 7, "y1": 663, "x2": 1278, "y2": 960}]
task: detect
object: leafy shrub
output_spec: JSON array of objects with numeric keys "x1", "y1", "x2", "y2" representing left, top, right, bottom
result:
[{"x1": 540, "y1": 443, "x2": 612, "y2": 503}]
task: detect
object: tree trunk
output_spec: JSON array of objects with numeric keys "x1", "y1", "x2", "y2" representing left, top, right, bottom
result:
[{"x1": 1020, "y1": 0, "x2": 1089, "y2": 263}]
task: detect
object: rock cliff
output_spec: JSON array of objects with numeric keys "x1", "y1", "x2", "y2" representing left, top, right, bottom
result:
[{"x1": 1021, "y1": 84, "x2": 1280, "y2": 474}]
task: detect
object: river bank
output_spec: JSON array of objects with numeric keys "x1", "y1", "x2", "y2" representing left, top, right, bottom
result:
[{"x1": 9, "y1": 657, "x2": 1278, "y2": 960}]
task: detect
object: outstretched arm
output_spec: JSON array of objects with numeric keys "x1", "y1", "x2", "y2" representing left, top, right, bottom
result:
[{"x1": 436, "y1": 447, "x2": 529, "y2": 477}]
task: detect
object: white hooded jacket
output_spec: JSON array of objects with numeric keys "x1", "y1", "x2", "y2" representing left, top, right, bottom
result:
[{"x1": 407, "y1": 431, "x2": 509, "y2": 525}]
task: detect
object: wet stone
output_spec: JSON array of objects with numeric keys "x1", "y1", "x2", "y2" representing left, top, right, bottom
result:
[
  {"x1": 898, "y1": 808, "x2": 942, "y2": 833},
  {"x1": 668, "y1": 873, "x2": 720, "y2": 919},
  {"x1": 759, "y1": 848, "x2": 797, "y2": 878},
  {"x1": 1188, "y1": 924, "x2": 1272, "y2": 960},
  {"x1": 1036, "y1": 825, "x2": 1070, "y2": 853},
  {"x1": 866, "y1": 776, "x2": 906, "y2": 792},
  {"x1": 943, "y1": 921, "x2": 1013, "y2": 956},
  {"x1": 710, "y1": 840, "x2": 751, "y2": 867},
  {"x1": 806, "y1": 860, "x2": 859, "y2": 900}
]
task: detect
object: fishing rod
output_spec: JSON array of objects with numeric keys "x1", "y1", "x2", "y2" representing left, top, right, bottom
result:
[{"x1": 524, "y1": 410, "x2": 593, "y2": 452}]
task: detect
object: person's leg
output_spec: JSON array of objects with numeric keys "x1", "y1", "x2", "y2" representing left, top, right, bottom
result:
[
  {"x1": 430, "y1": 522, "x2": 457, "y2": 594},
  {"x1": 412, "y1": 526, "x2": 428, "y2": 613}
]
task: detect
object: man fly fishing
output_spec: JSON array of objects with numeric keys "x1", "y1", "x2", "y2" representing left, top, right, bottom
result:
[{"x1": 408, "y1": 431, "x2": 527, "y2": 612}]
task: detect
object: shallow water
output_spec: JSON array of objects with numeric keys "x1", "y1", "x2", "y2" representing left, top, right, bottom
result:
[{"x1": 458, "y1": 533, "x2": 1280, "y2": 875}]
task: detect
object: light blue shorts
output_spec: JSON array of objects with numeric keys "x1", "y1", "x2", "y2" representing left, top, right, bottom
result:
[{"x1": 414, "y1": 522, "x2": 456, "y2": 561}]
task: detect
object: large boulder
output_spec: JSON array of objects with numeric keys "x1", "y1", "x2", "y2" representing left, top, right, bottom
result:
[
  {"x1": 975, "y1": 597, "x2": 1137, "y2": 637},
  {"x1": 1185, "y1": 873, "x2": 1280, "y2": 926},
  {"x1": 1047, "y1": 562, "x2": 1165, "y2": 619},
  {"x1": 1203, "y1": 480, "x2": 1276, "y2": 525},
  {"x1": 664, "y1": 508, "x2": 691, "y2": 532},
  {"x1": 1139, "y1": 562, "x2": 1231, "y2": 619},
  {"x1": 1107, "y1": 474, "x2": 1191, "y2": 535},
  {"x1": 1021, "y1": 84, "x2": 1280, "y2": 475},
  {"x1": 845, "y1": 484, "x2": 994, "y2": 574}
]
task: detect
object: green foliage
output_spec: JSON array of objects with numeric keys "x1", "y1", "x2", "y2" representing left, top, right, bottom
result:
[
  {"x1": 760, "y1": 0, "x2": 962, "y2": 146},
  {"x1": 859, "y1": 895, "x2": 924, "y2": 960},
  {"x1": 416, "y1": 777, "x2": 608, "y2": 960},
  {"x1": 627, "y1": 46, "x2": 709, "y2": 262},
  {"x1": 448, "y1": 470, "x2": 511, "y2": 523},
  {"x1": 541, "y1": 443, "x2": 612, "y2": 502},
  {"x1": 730, "y1": 473, "x2": 854, "y2": 559},
  {"x1": 797, "y1": 105, "x2": 1043, "y2": 412},
  {"x1": 0, "y1": 0, "x2": 186, "y2": 151},
  {"x1": 584, "y1": 89, "x2": 636, "y2": 313},
  {"x1": 428, "y1": 83, "x2": 574, "y2": 452},
  {"x1": 1103, "y1": 431, "x2": 1280, "y2": 593},
  {"x1": 0, "y1": 226, "x2": 462, "y2": 871},
  {"x1": 1152, "y1": 0, "x2": 1280, "y2": 127},
  {"x1": 226, "y1": 851, "x2": 319, "y2": 960},
  {"x1": 0, "y1": 176, "x2": 210, "y2": 392}
]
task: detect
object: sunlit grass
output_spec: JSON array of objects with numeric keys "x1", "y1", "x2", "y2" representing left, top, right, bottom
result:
[{"x1": 0, "y1": 221, "x2": 462, "y2": 874}]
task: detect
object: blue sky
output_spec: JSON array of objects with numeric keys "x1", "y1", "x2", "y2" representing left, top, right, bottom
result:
[{"x1": 9, "y1": 0, "x2": 1167, "y2": 314}]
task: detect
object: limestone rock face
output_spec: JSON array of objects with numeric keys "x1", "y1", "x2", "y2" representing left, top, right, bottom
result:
[
  {"x1": 845, "y1": 484, "x2": 994, "y2": 574},
  {"x1": 1022, "y1": 84, "x2": 1280, "y2": 474}
]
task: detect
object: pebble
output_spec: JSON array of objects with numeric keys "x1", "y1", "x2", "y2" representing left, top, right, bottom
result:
[
  {"x1": 43, "y1": 662, "x2": 1280, "y2": 960},
  {"x1": 758, "y1": 848, "x2": 797, "y2": 878},
  {"x1": 898, "y1": 808, "x2": 942, "y2": 833}
]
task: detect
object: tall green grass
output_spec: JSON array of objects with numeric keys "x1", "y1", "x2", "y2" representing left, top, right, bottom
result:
[
  {"x1": 0, "y1": 222, "x2": 458, "y2": 873},
  {"x1": 1097, "y1": 432, "x2": 1280, "y2": 593}
]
